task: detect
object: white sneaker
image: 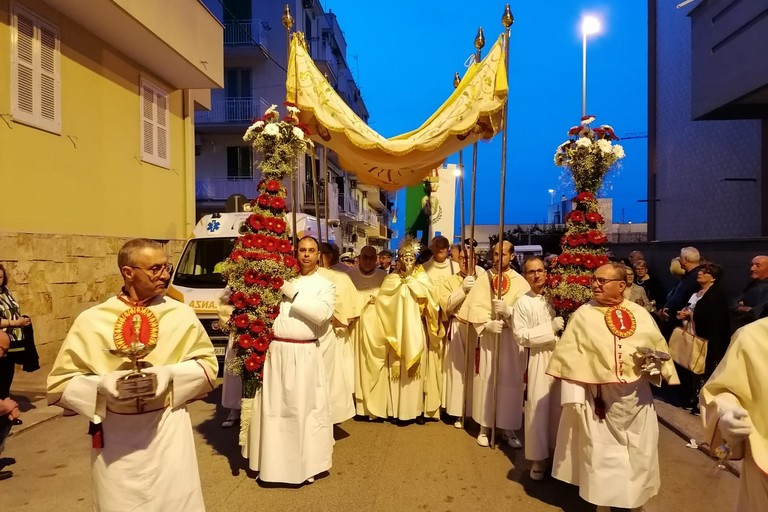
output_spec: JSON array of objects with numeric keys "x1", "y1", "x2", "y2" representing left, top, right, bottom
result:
[
  {"x1": 306, "y1": 477, "x2": 315, "y2": 484},
  {"x1": 454, "y1": 419, "x2": 463, "y2": 429},
  {"x1": 529, "y1": 460, "x2": 546, "y2": 481},
  {"x1": 476, "y1": 431, "x2": 490, "y2": 447},
  {"x1": 503, "y1": 430, "x2": 522, "y2": 449}
]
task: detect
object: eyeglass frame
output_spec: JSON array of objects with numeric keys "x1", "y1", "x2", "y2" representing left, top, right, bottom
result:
[
  {"x1": 130, "y1": 262, "x2": 173, "y2": 279},
  {"x1": 591, "y1": 276, "x2": 624, "y2": 286},
  {"x1": 524, "y1": 269, "x2": 548, "y2": 275}
]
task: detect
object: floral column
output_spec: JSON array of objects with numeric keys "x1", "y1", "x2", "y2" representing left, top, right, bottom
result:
[{"x1": 548, "y1": 115, "x2": 625, "y2": 319}]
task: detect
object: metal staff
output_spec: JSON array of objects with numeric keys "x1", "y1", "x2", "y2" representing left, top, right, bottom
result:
[
  {"x1": 323, "y1": 146, "x2": 330, "y2": 245},
  {"x1": 490, "y1": 4, "x2": 514, "y2": 451},
  {"x1": 283, "y1": 5, "x2": 298, "y2": 252},
  {"x1": 310, "y1": 149, "x2": 323, "y2": 242},
  {"x1": 461, "y1": 27, "x2": 484, "y2": 432},
  {"x1": 456, "y1": 72, "x2": 472, "y2": 430}
]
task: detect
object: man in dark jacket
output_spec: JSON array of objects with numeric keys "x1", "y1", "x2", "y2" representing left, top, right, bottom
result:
[
  {"x1": 734, "y1": 255, "x2": 768, "y2": 327},
  {"x1": 660, "y1": 246, "x2": 702, "y2": 321}
]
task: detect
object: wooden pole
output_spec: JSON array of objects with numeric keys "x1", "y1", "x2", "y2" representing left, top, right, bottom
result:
[
  {"x1": 282, "y1": 5, "x2": 298, "y2": 252},
  {"x1": 323, "y1": 146, "x2": 330, "y2": 244}
]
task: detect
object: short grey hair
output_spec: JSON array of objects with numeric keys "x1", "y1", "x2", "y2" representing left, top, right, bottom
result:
[
  {"x1": 117, "y1": 238, "x2": 164, "y2": 269},
  {"x1": 680, "y1": 247, "x2": 701, "y2": 264}
]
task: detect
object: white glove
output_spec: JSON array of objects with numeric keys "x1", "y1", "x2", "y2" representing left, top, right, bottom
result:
[
  {"x1": 280, "y1": 281, "x2": 298, "y2": 299},
  {"x1": 143, "y1": 366, "x2": 175, "y2": 397},
  {"x1": 492, "y1": 299, "x2": 512, "y2": 318},
  {"x1": 551, "y1": 316, "x2": 565, "y2": 333},
  {"x1": 720, "y1": 407, "x2": 752, "y2": 441},
  {"x1": 97, "y1": 370, "x2": 132, "y2": 399},
  {"x1": 484, "y1": 319, "x2": 504, "y2": 334},
  {"x1": 640, "y1": 358, "x2": 661, "y2": 376},
  {"x1": 462, "y1": 275, "x2": 476, "y2": 292}
]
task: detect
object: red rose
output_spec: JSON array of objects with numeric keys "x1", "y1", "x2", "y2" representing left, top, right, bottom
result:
[
  {"x1": 583, "y1": 255, "x2": 597, "y2": 269},
  {"x1": 244, "y1": 269, "x2": 259, "y2": 285},
  {"x1": 265, "y1": 180, "x2": 281, "y2": 193},
  {"x1": 249, "y1": 320, "x2": 265, "y2": 335},
  {"x1": 267, "y1": 306, "x2": 280, "y2": 319},
  {"x1": 277, "y1": 240, "x2": 292, "y2": 254},
  {"x1": 572, "y1": 253, "x2": 584, "y2": 266},
  {"x1": 587, "y1": 231, "x2": 606, "y2": 245},
  {"x1": 238, "y1": 334, "x2": 254, "y2": 349},
  {"x1": 230, "y1": 249, "x2": 244, "y2": 261},
  {"x1": 597, "y1": 255, "x2": 610, "y2": 266},
  {"x1": 568, "y1": 211, "x2": 585, "y2": 223},
  {"x1": 558, "y1": 253, "x2": 572, "y2": 265},
  {"x1": 264, "y1": 240, "x2": 277, "y2": 253},
  {"x1": 244, "y1": 353, "x2": 261, "y2": 372},
  {"x1": 246, "y1": 293, "x2": 262, "y2": 307},
  {"x1": 256, "y1": 275, "x2": 269, "y2": 287},
  {"x1": 248, "y1": 214, "x2": 264, "y2": 231},
  {"x1": 233, "y1": 314, "x2": 250, "y2": 329},
  {"x1": 272, "y1": 276, "x2": 284, "y2": 290},
  {"x1": 253, "y1": 233, "x2": 266, "y2": 249},
  {"x1": 566, "y1": 275, "x2": 578, "y2": 285},
  {"x1": 284, "y1": 255, "x2": 297, "y2": 268},
  {"x1": 576, "y1": 192, "x2": 595, "y2": 203},
  {"x1": 242, "y1": 233, "x2": 256, "y2": 249},
  {"x1": 257, "y1": 194, "x2": 270, "y2": 207},
  {"x1": 549, "y1": 274, "x2": 562, "y2": 287}
]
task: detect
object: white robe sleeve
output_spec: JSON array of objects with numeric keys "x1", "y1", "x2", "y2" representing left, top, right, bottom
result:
[
  {"x1": 169, "y1": 360, "x2": 216, "y2": 408},
  {"x1": 560, "y1": 379, "x2": 586, "y2": 405},
  {"x1": 512, "y1": 299, "x2": 557, "y2": 348},
  {"x1": 57, "y1": 375, "x2": 105, "y2": 423},
  {"x1": 290, "y1": 281, "x2": 336, "y2": 327},
  {"x1": 446, "y1": 287, "x2": 467, "y2": 315}
]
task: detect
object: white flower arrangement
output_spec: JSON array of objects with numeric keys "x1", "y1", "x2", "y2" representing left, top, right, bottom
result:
[{"x1": 242, "y1": 102, "x2": 313, "y2": 178}]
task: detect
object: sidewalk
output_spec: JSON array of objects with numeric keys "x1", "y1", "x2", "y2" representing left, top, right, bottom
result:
[
  {"x1": 654, "y1": 397, "x2": 742, "y2": 477},
  {"x1": 6, "y1": 363, "x2": 743, "y2": 477},
  {"x1": 7, "y1": 361, "x2": 64, "y2": 438}
]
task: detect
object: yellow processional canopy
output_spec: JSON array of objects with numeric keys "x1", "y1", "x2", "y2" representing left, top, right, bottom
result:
[{"x1": 286, "y1": 33, "x2": 509, "y2": 191}]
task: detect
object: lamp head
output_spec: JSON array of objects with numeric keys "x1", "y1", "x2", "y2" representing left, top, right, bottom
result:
[{"x1": 581, "y1": 15, "x2": 601, "y2": 36}]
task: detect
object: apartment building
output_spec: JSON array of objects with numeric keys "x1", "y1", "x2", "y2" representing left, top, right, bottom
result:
[
  {"x1": 0, "y1": 0, "x2": 223, "y2": 359},
  {"x1": 197, "y1": 0, "x2": 393, "y2": 252}
]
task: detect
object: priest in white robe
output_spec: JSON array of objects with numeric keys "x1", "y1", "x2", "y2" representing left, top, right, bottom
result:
[
  {"x1": 318, "y1": 243, "x2": 358, "y2": 424},
  {"x1": 701, "y1": 318, "x2": 768, "y2": 512},
  {"x1": 457, "y1": 241, "x2": 530, "y2": 448},
  {"x1": 245, "y1": 236, "x2": 336, "y2": 484},
  {"x1": 347, "y1": 246, "x2": 388, "y2": 418},
  {"x1": 438, "y1": 247, "x2": 483, "y2": 427},
  {"x1": 422, "y1": 235, "x2": 459, "y2": 419},
  {"x1": 47, "y1": 239, "x2": 218, "y2": 512},
  {"x1": 512, "y1": 256, "x2": 563, "y2": 480},
  {"x1": 376, "y1": 238, "x2": 442, "y2": 421},
  {"x1": 547, "y1": 262, "x2": 679, "y2": 512}
]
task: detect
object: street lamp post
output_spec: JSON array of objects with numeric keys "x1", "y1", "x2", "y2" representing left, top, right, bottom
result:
[{"x1": 581, "y1": 15, "x2": 601, "y2": 117}]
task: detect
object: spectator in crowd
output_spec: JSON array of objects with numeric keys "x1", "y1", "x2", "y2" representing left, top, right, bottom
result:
[
  {"x1": 0, "y1": 330, "x2": 20, "y2": 481},
  {"x1": 660, "y1": 247, "x2": 703, "y2": 322},
  {"x1": 669, "y1": 256, "x2": 685, "y2": 279},
  {"x1": 624, "y1": 265, "x2": 652, "y2": 311},
  {"x1": 676, "y1": 263, "x2": 731, "y2": 414},
  {"x1": 377, "y1": 250, "x2": 393, "y2": 272},
  {"x1": 0, "y1": 263, "x2": 33, "y2": 412},
  {"x1": 633, "y1": 260, "x2": 666, "y2": 309},
  {"x1": 628, "y1": 250, "x2": 644, "y2": 267},
  {"x1": 733, "y1": 255, "x2": 768, "y2": 328}
]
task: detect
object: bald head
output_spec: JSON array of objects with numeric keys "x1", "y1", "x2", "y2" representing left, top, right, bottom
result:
[
  {"x1": 491, "y1": 240, "x2": 514, "y2": 273},
  {"x1": 751, "y1": 255, "x2": 768, "y2": 280},
  {"x1": 0, "y1": 330, "x2": 10, "y2": 358},
  {"x1": 359, "y1": 245, "x2": 378, "y2": 273}
]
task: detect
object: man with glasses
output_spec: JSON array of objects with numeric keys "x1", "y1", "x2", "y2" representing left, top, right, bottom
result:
[
  {"x1": 512, "y1": 256, "x2": 564, "y2": 480},
  {"x1": 47, "y1": 238, "x2": 217, "y2": 511},
  {"x1": 547, "y1": 263, "x2": 679, "y2": 512},
  {"x1": 0, "y1": 330, "x2": 20, "y2": 481}
]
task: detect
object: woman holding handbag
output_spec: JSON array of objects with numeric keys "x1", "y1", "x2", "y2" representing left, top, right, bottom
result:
[
  {"x1": 676, "y1": 262, "x2": 731, "y2": 414},
  {"x1": 0, "y1": 264, "x2": 32, "y2": 405}
]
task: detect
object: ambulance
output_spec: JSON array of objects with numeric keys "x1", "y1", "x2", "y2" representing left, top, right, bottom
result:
[{"x1": 166, "y1": 211, "x2": 336, "y2": 369}]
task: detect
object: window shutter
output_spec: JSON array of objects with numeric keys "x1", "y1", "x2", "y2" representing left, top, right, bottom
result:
[
  {"x1": 11, "y1": 5, "x2": 60, "y2": 133},
  {"x1": 140, "y1": 79, "x2": 170, "y2": 168},
  {"x1": 13, "y1": 12, "x2": 35, "y2": 117}
]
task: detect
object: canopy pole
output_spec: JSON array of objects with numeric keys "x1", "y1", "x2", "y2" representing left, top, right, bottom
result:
[
  {"x1": 467, "y1": 26, "x2": 485, "y2": 282},
  {"x1": 323, "y1": 146, "x2": 330, "y2": 245},
  {"x1": 283, "y1": 5, "x2": 298, "y2": 252},
  {"x1": 491, "y1": 5, "x2": 514, "y2": 452},
  {"x1": 310, "y1": 149, "x2": 323, "y2": 243}
]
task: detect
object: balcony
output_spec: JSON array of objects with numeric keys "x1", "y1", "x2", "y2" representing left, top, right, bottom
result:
[
  {"x1": 308, "y1": 37, "x2": 338, "y2": 82},
  {"x1": 196, "y1": 97, "x2": 268, "y2": 126},
  {"x1": 224, "y1": 19, "x2": 268, "y2": 51},
  {"x1": 196, "y1": 177, "x2": 259, "y2": 201},
  {"x1": 302, "y1": 181, "x2": 326, "y2": 211},
  {"x1": 338, "y1": 193, "x2": 359, "y2": 221}
]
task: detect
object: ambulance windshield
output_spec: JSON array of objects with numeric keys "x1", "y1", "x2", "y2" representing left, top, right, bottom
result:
[{"x1": 172, "y1": 237, "x2": 237, "y2": 288}]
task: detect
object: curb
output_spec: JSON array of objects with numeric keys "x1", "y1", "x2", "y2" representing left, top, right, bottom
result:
[
  {"x1": 655, "y1": 401, "x2": 741, "y2": 478},
  {"x1": 7, "y1": 398, "x2": 64, "y2": 439}
]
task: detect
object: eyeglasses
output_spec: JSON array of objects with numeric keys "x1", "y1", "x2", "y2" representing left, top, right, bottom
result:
[
  {"x1": 591, "y1": 276, "x2": 623, "y2": 286},
  {"x1": 525, "y1": 269, "x2": 547, "y2": 275},
  {"x1": 131, "y1": 262, "x2": 173, "y2": 278}
]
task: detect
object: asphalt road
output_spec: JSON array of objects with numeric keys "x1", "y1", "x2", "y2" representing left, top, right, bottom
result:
[{"x1": 2, "y1": 386, "x2": 739, "y2": 512}]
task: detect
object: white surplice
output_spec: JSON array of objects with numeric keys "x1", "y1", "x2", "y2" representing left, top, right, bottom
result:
[
  {"x1": 513, "y1": 291, "x2": 561, "y2": 461},
  {"x1": 245, "y1": 272, "x2": 335, "y2": 484},
  {"x1": 47, "y1": 296, "x2": 218, "y2": 512},
  {"x1": 457, "y1": 269, "x2": 530, "y2": 430}
]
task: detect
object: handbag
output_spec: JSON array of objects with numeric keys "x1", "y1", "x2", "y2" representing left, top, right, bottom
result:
[{"x1": 669, "y1": 321, "x2": 708, "y2": 374}]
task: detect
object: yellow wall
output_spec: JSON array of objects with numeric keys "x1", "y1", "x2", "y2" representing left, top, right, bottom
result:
[{"x1": 0, "y1": 0, "x2": 196, "y2": 240}]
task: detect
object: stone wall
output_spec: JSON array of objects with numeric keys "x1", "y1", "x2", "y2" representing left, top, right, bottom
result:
[{"x1": 0, "y1": 232, "x2": 185, "y2": 363}]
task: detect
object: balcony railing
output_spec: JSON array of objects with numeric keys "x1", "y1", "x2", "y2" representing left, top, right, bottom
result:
[
  {"x1": 338, "y1": 193, "x2": 359, "y2": 218},
  {"x1": 224, "y1": 20, "x2": 268, "y2": 49},
  {"x1": 196, "y1": 177, "x2": 259, "y2": 201},
  {"x1": 362, "y1": 209, "x2": 378, "y2": 227},
  {"x1": 196, "y1": 97, "x2": 265, "y2": 124},
  {"x1": 303, "y1": 181, "x2": 326, "y2": 208}
]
